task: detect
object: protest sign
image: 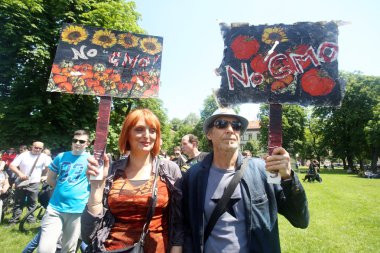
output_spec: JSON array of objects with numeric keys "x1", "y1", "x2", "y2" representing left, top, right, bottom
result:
[
  {"x1": 216, "y1": 21, "x2": 343, "y2": 107},
  {"x1": 47, "y1": 24, "x2": 164, "y2": 179},
  {"x1": 47, "y1": 23, "x2": 163, "y2": 98},
  {"x1": 216, "y1": 21, "x2": 344, "y2": 183}
]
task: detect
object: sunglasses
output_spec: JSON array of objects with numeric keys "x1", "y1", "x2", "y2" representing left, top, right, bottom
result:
[
  {"x1": 72, "y1": 139, "x2": 87, "y2": 144},
  {"x1": 212, "y1": 119, "x2": 242, "y2": 131}
]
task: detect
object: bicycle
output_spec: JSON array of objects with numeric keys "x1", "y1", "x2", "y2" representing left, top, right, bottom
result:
[
  {"x1": 19, "y1": 203, "x2": 45, "y2": 232},
  {"x1": 19, "y1": 182, "x2": 52, "y2": 232}
]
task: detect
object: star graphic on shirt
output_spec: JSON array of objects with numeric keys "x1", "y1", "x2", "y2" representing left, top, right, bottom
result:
[{"x1": 211, "y1": 197, "x2": 240, "y2": 219}]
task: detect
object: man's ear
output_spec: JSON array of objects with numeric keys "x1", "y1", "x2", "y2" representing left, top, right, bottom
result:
[{"x1": 206, "y1": 130, "x2": 212, "y2": 141}]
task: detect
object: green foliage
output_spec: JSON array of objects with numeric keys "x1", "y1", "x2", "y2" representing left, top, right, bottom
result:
[
  {"x1": 196, "y1": 95, "x2": 219, "y2": 151},
  {"x1": 167, "y1": 124, "x2": 194, "y2": 155},
  {"x1": 166, "y1": 113, "x2": 202, "y2": 156},
  {"x1": 0, "y1": 0, "x2": 159, "y2": 154},
  {"x1": 313, "y1": 72, "x2": 379, "y2": 169},
  {"x1": 80, "y1": 1, "x2": 144, "y2": 33},
  {"x1": 258, "y1": 104, "x2": 307, "y2": 156},
  {"x1": 243, "y1": 139, "x2": 261, "y2": 156},
  {"x1": 257, "y1": 72, "x2": 379, "y2": 168},
  {"x1": 304, "y1": 109, "x2": 329, "y2": 161},
  {"x1": 183, "y1": 112, "x2": 200, "y2": 127}
]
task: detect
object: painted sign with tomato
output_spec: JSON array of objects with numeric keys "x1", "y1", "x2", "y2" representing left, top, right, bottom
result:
[
  {"x1": 216, "y1": 21, "x2": 344, "y2": 106},
  {"x1": 47, "y1": 23, "x2": 163, "y2": 98}
]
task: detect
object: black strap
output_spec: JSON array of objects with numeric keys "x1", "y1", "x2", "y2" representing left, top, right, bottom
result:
[
  {"x1": 138, "y1": 159, "x2": 160, "y2": 245},
  {"x1": 203, "y1": 158, "x2": 249, "y2": 243},
  {"x1": 28, "y1": 153, "x2": 41, "y2": 177},
  {"x1": 16, "y1": 153, "x2": 40, "y2": 185}
]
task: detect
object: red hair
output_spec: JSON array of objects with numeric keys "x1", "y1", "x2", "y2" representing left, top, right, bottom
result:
[{"x1": 118, "y1": 108, "x2": 161, "y2": 156}]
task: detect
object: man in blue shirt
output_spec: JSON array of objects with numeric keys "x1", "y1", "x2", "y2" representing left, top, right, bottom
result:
[{"x1": 38, "y1": 130, "x2": 91, "y2": 253}]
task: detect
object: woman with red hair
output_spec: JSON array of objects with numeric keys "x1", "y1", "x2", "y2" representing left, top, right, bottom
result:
[{"x1": 82, "y1": 108, "x2": 183, "y2": 253}]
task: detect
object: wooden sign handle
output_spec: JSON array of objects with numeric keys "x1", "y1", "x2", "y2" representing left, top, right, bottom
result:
[
  {"x1": 268, "y1": 104, "x2": 282, "y2": 155},
  {"x1": 91, "y1": 96, "x2": 112, "y2": 180},
  {"x1": 267, "y1": 103, "x2": 282, "y2": 184}
]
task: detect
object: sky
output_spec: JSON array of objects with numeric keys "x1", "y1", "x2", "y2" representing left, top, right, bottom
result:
[{"x1": 134, "y1": 0, "x2": 380, "y2": 120}]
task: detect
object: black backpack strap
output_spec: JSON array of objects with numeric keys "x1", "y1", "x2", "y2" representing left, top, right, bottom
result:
[{"x1": 203, "y1": 158, "x2": 249, "y2": 243}]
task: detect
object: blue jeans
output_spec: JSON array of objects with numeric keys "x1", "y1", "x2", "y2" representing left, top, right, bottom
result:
[
  {"x1": 22, "y1": 226, "x2": 87, "y2": 253},
  {"x1": 22, "y1": 230, "x2": 41, "y2": 253}
]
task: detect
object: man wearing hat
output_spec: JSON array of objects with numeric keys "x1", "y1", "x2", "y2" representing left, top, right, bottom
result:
[{"x1": 182, "y1": 107, "x2": 309, "y2": 253}]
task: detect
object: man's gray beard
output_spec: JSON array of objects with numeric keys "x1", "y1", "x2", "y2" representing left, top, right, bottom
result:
[{"x1": 218, "y1": 142, "x2": 239, "y2": 153}]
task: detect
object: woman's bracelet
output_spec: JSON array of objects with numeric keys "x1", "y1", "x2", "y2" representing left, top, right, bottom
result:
[{"x1": 87, "y1": 201, "x2": 103, "y2": 207}]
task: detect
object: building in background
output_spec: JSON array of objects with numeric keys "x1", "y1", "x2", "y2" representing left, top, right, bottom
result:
[{"x1": 240, "y1": 120, "x2": 261, "y2": 149}]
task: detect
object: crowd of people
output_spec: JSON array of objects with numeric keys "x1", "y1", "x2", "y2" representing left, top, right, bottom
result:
[{"x1": 1, "y1": 107, "x2": 310, "y2": 253}]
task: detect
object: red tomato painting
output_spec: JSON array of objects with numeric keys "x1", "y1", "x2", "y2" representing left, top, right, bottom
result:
[
  {"x1": 231, "y1": 35, "x2": 260, "y2": 60},
  {"x1": 301, "y1": 69, "x2": 335, "y2": 96},
  {"x1": 250, "y1": 54, "x2": 268, "y2": 73}
]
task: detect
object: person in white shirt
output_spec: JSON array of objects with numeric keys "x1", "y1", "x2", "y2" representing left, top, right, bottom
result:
[{"x1": 8, "y1": 141, "x2": 52, "y2": 224}]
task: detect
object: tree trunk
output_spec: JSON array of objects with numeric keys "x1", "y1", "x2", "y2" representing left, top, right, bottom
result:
[
  {"x1": 347, "y1": 155, "x2": 355, "y2": 172},
  {"x1": 371, "y1": 147, "x2": 378, "y2": 173},
  {"x1": 359, "y1": 159, "x2": 364, "y2": 171}
]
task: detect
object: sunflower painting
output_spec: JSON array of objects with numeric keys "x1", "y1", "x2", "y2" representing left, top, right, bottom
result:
[
  {"x1": 139, "y1": 37, "x2": 162, "y2": 55},
  {"x1": 92, "y1": 30, "x2": 117, "y2": 48},
  {"x1": 61, "y1": 25, "x2": 88, "y2": 45},
  {"x1": 262, "y1": 27, "x2": 288, "y2": 45},
  {"x1": 118, "y1": 33, "x2": 139, "y2": 48},
  {"x1": 48, "y1": 23, "x2": 164, "y2": 98}
]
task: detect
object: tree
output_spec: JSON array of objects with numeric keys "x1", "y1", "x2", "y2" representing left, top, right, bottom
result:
[
  {"x1": 165, "y1": 112, "x2": 202, "y2": 157},
  {"x1": 168, "y1": 123, "x2": 193, "y2": 156},
  {"x1": 0, "y1": 0, "x2": 156, "y2": 154},
  {"x1": 305, "y1": 109, "x2": 329, "y2": 163},
  {"x1": 364, "y1": 103, "x2": 380, "y2": 172},
  {"x1": 313, "y1": 72, "x2": 379, "y2": 170},
  {"x1": 170, "y1": 118, "x2": 184, "y2": 132},
  {"x1": 183, "y1": 113, "x2": 200, "y2": 127},
  {"x1": 258, "y1": 104, "x2": 307, "y2": 157},
  {"x1": 243, "y1": 139, "x2": 261, "y2": 156},
  {"x1": 195, "y1": 95, "x2": 220, "y2": 151},
  {"x1": 363, "y1": 75, "x2": 380, "y2": 172}
]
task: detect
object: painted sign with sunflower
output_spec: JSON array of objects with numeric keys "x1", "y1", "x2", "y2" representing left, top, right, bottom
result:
[
  {"x1": 47, "y1": 23, "x2": 163, "y2": 98},
  {"x1": 216, "y1": 21, "x2": 344, "y2": 107}
]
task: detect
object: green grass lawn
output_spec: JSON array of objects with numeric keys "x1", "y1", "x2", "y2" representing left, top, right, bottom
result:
[
  {"x1": 1, "y1": 169, "x2": 379, "y2": 252},
  {"x1": 280, "y1": 170, "x2": 380, "y2": 253},
  {"x1": 0, "y1": 211, "x2": 41, "y2": 253}
]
